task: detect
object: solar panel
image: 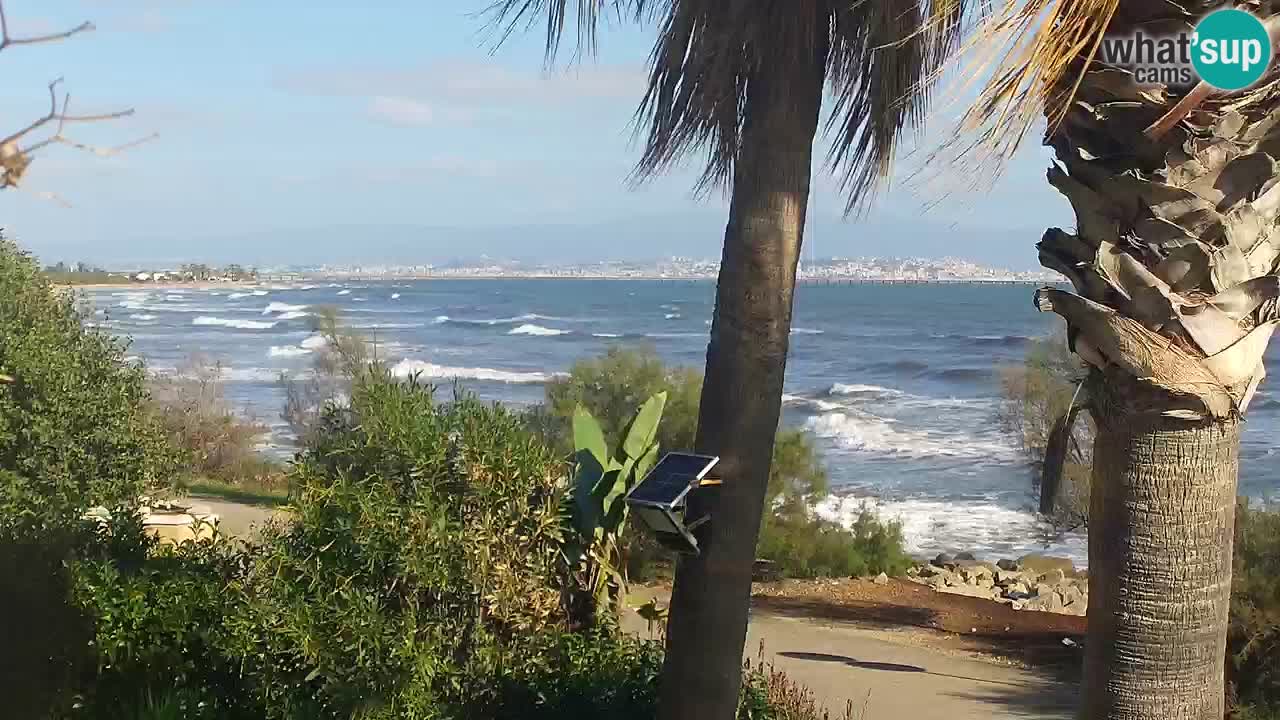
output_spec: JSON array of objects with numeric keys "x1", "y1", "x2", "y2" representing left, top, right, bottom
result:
[{"x1": 626, "y1": 453, "x2": 719, "y2": 508}]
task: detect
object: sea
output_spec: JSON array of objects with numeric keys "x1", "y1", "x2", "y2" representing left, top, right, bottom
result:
[{"x1": 82, "y1": 279, "x2": 1280, "y2": 566}]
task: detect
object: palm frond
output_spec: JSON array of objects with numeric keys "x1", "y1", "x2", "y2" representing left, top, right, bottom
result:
[
  {"x1": 490, "y1": 0, "x2": 989, "y2": 213},
  {"x1": 485, "y1": 0, "x2": 652, "y2": 59},
  {"x1": 953, "y1": 0, "x2": 1119, "y2": 169}
]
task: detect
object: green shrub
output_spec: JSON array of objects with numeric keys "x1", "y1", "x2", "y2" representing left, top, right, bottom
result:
[
  {"x1": 231, "y1": 368, "x2": 571, "y2": 719},
  {"x1": 757, "y1": 507, "x2": 912, "y2": 579},
  {"x1": 539, "y1": 347, "x2": 907, "y2": 580},
  {"x1": 69, "y1": 536, "x2": 259, "y2": 720},
  {"x1": 1229, "y1": 503, "x2": 1280, "y2": 719},
  {"x1": 0, "y1": 237, "x2": 180, "y2": 718}
]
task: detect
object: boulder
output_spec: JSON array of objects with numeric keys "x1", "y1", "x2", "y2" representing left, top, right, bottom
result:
[
  {"x1": 938, "y1": 583, "x2": 998, "y2": 600},
  {"x1": 917, "y1": 563, "x2": 944, "y2": 578},
  {"x1": 1061, "y1": 584, "x2": 1086, "y2": 607},
  {"x1": 873, "y1": 572, "x2": 889, "y2": 585},
  {"x1": 1017, "y1": 554, "x2": 1075, "y2": 577},
  {"x1": 955, "y1": 551, "x2": 977, "y2": 561},
  {"x1": 925, "y1": 573, "x2": 951, "y2": 590},
  {"x1": 1003, "y1": 582, "x2": 1031, "y2": 599},
  {"x1": 994, "y1": 569, "x2": 1025, "y2": 586},
  {"x1": 1037, "y1": 568, "x2": 1067, "y2": 586},
  {"x1": 997, "y1": 558, "x2": 1020, "y2": 571},
  {"x1": 933, "y1": 552, "x2": 956, "y2": 567},
  {"x1": 1024, "y1": 591, "x2": 1065, "y2": 613},
  {"x1": 1064, "y1": 600, "x2": 1088, "y2": 617}
]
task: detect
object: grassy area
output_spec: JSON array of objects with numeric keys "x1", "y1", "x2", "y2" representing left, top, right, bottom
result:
[{"x1": 178, "y1": 478, "x2": 290, "y2": 507}]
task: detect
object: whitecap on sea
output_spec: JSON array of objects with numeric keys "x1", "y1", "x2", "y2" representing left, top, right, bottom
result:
[
  {"x1": 269, "y1": 345, "x2": 311, "y2": 358},
  {"x1": 192, "y1": 316, "x2": 277, "y2": 330},
  {"x1": 508, "y1": 323, "x2": 569, "y2": 336},
  {"x1": 390, "y1": 359, "x2": 563, "y2": 384},
  {"x1": 300, "y1": 334, "x2": 328, "y2": 350},
  {"x1": 262, "y1": 302, "x2": 307, "y2": 315}
]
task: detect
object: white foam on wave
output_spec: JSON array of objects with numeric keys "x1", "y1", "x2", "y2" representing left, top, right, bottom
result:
[
  {"x1": 433, "y1": 313, "x2": 574, "y2": 326},
  {"x1": 349, "y1": 322, "x2": 422, "y2": 329},
  {"x1": 336, "y1": 289, "x2": 351, "y2": 296},
  {"x1": 165, "y1": 294, "x2": 186, "y2": 302},
  {"x1": 665, "y1": 313, "x2": 682, "y2": 320},
  {"x1": 791, "y1": 327, "x2": 824, "y2": 335},
  {"x1": 192, "y1": 316, "x2": 278, "y2": 330},
  {"x1": 805, "y1": 410, "x2": 1019, "y2": 461},
  {"x1": 509, "y1": 323, "x2": 569, "y2": 336},
  {"x1": 816, "y1": 494, "x2": 1087, "y2": 567},
  {"x1": 262, "y1": 302, "x2": 307, "y2": 315},
  {"x1": 353, "y1": 297, "x2": 367, "y2": 302},
  {"x1": 781, "y1": 394, "x2": 843, "y2": 413},
  {"x1": 593, "y1": 332, "x2": 622, "y2": 338},
  {"x1": 251, "y1": 290, "x2": 269, "y2": 296},
  {"x1": 277, "y1": 311, "x2": 310, "y2": 321},
  {"x1": 390, "y1": 359, "x2": 563, "y2": 384},
  {"x1": 129, "y1": 313, "x2": 158, "y2": 321},
  {"x1": 269, "y1": 345, "x2": 312, "y2": 358},
  {"x1": 831, "y1": 383, "x2": 904, "y2": 396},
  {"x1": 391, "y1": 293, "x2": 401, "y2": 299},
  {"x1": 300, "y1": 334, "x2": 328, "y2": 350}
]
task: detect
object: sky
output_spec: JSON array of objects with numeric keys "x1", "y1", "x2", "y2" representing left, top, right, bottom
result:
[{"x1": 0, "y1": 1, "x2": 1072, "y2": 268}]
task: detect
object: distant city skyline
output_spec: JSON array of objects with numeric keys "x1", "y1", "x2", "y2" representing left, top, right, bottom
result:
[{"x1": 0, "y1": 2, "x2": 1069, "y2": 269}]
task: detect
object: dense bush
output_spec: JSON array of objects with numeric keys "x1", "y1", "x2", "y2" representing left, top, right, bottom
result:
[
  {"x1": 0, "y1": 237, "x2": 178, "y2": 537},
  {"x1": 539, "y1": 346, "x2": 907, "y2": 579},
  {"x1": 757, "y1": 507, "x2": 912, "y2": 579},
  {"x1": 230, "y1": 368, "x2": 572, "y2": 719},
  {"x1": 1229, "y1": 503, "x2": 1280, "y2": 719},
  {"x1": 0, "y1": 237, "x2": 179, "y2": 718}
]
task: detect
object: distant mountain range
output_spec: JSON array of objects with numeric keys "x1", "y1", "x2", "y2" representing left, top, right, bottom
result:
[{"x1": 47, "y1": 211, "x2": 1047, "y2": 271}]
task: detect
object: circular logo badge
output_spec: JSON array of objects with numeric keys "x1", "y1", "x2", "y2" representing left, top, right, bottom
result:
[{"x1": 1192, "y1": 9, "x2": 1272, "y2": 90}]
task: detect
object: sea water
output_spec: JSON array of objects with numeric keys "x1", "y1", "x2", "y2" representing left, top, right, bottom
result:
[{"x1": 85, "y1": 279, "x2": 1280, "y2": 565}]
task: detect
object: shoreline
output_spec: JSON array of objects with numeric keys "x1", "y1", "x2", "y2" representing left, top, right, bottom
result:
[{"x1": 60, "y1": 276, "x2": 1054, "y2": 289}]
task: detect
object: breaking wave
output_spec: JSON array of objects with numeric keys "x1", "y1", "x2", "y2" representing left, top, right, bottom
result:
[
  {"x1": 269, "y1": 345, "x2": 312, "y2": 358},
  {"x1": 129, "y1": 314, "x2": 158, "y2": 321},
  {"x1": 804, "y1": 410, "x2": 1019, "y2": 462},
  {"x1": 192, "y1": 316, "x2": 277, "y2": 330},
  {"x1": 300, "y1": 334, "x2": 328, "y2": 350},
  {"x1": 390, "y1": 359, "x2": 563, "y2": 384},
  {"x1": 508, "y1": 323, "x2": 569, "y2": 336},
  {"x1": 262, "y1": 302, "x2": 307, "y2": 315},
  {"x1": 791, "y1": 327, "x2": 824, "y2": 335}
]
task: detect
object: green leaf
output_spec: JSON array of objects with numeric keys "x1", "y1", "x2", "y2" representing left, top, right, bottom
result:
[
  {"x1": 572, "y1": 405, "x2": 609, "y2": 465},
  {"x1": 633, "y1": 442, "x2": 660, "y2": 489},
  {"x1": 571, "y1": 449, "x2": 606, "y2": 535},
  {"x1": 622, "y1": 392, "x2": 667, "y2": 459}
]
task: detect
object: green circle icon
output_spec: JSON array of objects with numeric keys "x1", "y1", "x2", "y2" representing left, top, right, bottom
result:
[{"x1": 1192, "y1": 9, "x2": 1272, "y2": 90}]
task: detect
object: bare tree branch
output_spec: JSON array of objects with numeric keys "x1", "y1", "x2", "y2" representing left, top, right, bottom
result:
[
  {"x1": 0, "y1": 0, "x2": 93, "y2": 52},
  {"x1": 0, "y1": 1, "x2": 152, "y2": 193}
]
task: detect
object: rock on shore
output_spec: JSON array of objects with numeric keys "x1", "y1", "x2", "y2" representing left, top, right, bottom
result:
[{"x1": 907, "y1": 553, "x2": 1087, "y2": 617}]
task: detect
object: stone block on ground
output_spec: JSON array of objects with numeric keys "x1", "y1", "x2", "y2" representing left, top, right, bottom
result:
[
  {"x1": 1017, "y1": 554, "x2": 1075, "y2": 577},
  {"x1": 997, "y1": 558, "x2": 1019, "y2": 571},
  {"x1": 873, "y1": 572, "x2": 889, "y2": 585},
  {"x1": 938, "y1": 583, "x2": 998, "y2": 600},
  {"x1": 1037, "y1": 568, "x2": 1067, "y2": 586}
]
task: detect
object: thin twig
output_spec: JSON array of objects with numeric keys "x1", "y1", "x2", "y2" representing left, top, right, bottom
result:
[{"x1": 0, "y1": 0, "x2": 94, "y2": 53}]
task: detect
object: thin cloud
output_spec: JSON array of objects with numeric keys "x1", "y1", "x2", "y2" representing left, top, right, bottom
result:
[
  {"x1": 277, "y1": 60, "x2": 646, "y2": 107},
  {"x1": 368, "y1": 96, "x2": 436, "y2": 128}
]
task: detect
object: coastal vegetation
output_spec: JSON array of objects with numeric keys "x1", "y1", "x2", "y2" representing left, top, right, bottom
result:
[
  {"x1": 537, "y1": 347, "x2": 910, "y2": 580},
  {"x1": 1, "y1": 239, "x2": 846, "y2": 720}
]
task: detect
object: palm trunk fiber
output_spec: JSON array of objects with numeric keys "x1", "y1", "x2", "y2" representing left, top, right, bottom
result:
[
  {"x1": 656, "y1": 39, "x2": 827, "y2": 720},
  {"x1": 1083, "y1": 376, "x2": 1241, "y2": 720}
]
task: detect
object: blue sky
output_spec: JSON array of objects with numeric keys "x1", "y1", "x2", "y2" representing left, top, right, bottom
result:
[{"x1": 1, "y1": 1, "x2": 1071, "y2": 266}]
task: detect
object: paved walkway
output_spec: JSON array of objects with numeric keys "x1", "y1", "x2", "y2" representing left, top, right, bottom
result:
[{"x1": 623, "y1": 588, "x2": 1077, "y2": 720}]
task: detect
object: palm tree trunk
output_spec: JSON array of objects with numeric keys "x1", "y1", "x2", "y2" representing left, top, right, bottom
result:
[
  {"x1": 657, "y1": 38, "x2": 828, "y2": 720},
  {"x1": 1082, "y1": 375, "x2": 1241, "y2": 720}
]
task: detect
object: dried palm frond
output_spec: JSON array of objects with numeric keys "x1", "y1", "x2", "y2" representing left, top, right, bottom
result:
[
  {"x1": 489, "y1": 0, "x2": 985, "y2": 213},
  {"x1": 949, "y1": 0, "x2": 1119, "y2": 171}
]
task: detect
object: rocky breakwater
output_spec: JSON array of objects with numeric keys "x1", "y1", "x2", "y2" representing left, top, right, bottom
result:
[{"x1": 906, "y1": 553, "x2": 1087, "y2": 617}]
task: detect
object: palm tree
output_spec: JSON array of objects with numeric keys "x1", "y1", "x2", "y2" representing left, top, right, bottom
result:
[
  {"x1": 963, "y1": 0, "x2": 1280, "y2": 716},
  {"x1": 487, "y1": 2, "x2": 970, "y2": 718}
]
